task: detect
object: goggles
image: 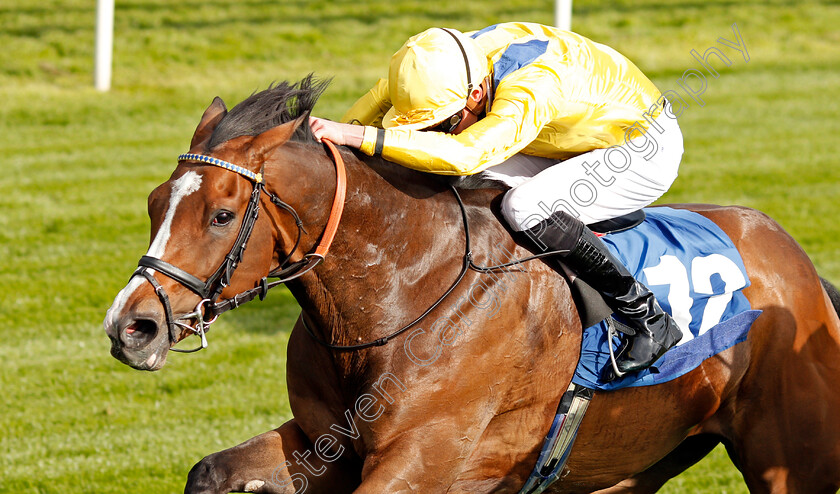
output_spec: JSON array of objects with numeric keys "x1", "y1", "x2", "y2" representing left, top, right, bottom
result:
[{"x1": 429, "y1": 111, "x2": 464, "y2": 133}]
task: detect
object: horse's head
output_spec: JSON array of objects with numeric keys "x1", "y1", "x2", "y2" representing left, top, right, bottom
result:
[{"x1": 104, "y1": 77, "x2": 331, "y2": 370}]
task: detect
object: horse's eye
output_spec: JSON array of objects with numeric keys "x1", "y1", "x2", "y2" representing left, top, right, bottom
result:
[{"x1": 212, "y1": 211, "x2": 234, "y2": 227}]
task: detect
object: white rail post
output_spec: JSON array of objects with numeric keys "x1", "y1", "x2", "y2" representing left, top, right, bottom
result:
[
  {"x1": 555, "y1": 0, "x2": 572, "y2": 31},
  {"x1": 95, "y1": 0, "x2": 115, "y2": 91}
]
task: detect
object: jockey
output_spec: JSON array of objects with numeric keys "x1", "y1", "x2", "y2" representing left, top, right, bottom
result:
[{"x1": 310, "y1": 22, "x2": 684, "y2": 380}]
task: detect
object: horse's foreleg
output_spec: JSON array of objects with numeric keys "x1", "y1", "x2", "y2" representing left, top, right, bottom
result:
[
  {"x1": 347, "y1": 430, "x2": 485, "y2": 494},
  {"x1": 184, "y1": 419, "x2": 360, "y2": 494}
]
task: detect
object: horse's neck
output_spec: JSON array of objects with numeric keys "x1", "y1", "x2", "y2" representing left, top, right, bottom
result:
[
  {"x1": 283, "y1": 146, "x2": 505, "y2": 348},
  {"x1": 277, "y1": 144, "x2": 580, "y2": 408}
]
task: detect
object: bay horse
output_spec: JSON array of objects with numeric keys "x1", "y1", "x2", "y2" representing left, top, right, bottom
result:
[{"x1": 104, "y1": 78, "x2": 840, "y2": 493}]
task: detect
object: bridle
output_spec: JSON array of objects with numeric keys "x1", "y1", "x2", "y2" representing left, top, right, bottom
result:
[
  {"x1": 129, "y1": 137, "x2": 567, "y2": 354},
  {"x1": 130, "y1": 140, "x2": 346, "y2": 352}
]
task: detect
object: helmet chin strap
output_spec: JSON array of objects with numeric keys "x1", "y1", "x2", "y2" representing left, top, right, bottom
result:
[{"x1": 438, "y1": 29, "x2": 491, "y2": 124}]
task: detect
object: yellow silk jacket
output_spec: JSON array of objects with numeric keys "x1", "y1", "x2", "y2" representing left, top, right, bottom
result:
[{"x1": 343, "y1": 22, "x2": 663, "y2": 176}]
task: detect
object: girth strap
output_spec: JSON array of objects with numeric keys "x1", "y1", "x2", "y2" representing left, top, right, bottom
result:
[{"x1": 518, "y1": 383, "x2": 594, "y2": 494}]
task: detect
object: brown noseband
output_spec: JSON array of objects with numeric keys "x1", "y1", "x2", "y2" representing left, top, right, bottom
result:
[{"x1": 130, "y1": 140, "x2": 346, "y2": 353}]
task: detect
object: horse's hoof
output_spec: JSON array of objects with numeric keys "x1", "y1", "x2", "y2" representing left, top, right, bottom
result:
[{"x1": 184, "y1": 455, "x2": 229, "y2": 494}]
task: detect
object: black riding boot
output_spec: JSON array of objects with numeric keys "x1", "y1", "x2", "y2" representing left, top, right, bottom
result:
[{"x1": 525, "y1": 212, "x2": 682, "y2": 381}]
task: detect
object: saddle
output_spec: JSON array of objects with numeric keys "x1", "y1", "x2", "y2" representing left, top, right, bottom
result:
[{"x1": 519, "y1": 207, "x2": 761, "y2": 494}]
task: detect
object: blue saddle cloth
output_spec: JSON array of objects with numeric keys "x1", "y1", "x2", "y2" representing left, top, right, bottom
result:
[{"x1": 572, "y1": 207, "x2": 762, "y2": 391}]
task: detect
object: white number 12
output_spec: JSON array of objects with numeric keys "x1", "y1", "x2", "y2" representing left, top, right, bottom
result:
[{"x1": 643, "y1": 254, "x2": 746, "y2": 346}]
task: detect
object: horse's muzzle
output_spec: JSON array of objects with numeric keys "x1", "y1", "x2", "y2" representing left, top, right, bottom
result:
[{"x1": 105, "y1": 312, "x2": 169, "y2": 371}]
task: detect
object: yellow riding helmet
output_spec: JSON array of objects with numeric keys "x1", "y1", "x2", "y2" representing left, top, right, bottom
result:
[{"x1": 383, "y1": 28, "x2": 489, "y2": 131}]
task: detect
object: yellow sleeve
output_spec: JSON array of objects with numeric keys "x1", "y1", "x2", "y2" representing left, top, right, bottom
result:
[
  {"x1": 341, "y1": 78, "x2": 391, "y2": 127},
  {"x1": 365, "y1": 66, "x2": 563, "y2": 175}
]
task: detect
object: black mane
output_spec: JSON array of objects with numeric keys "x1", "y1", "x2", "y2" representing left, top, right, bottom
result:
[{"x1": 209, "y1": 74, "x2": 330, "y2": 148}]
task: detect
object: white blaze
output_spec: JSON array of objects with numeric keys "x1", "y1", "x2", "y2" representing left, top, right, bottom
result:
[
  {"x1": 104, "y1": 171, "x2": 203, "y2": 328},
  {"x1": 147, "y1": 171, "x2": 203, "y2": 258}
]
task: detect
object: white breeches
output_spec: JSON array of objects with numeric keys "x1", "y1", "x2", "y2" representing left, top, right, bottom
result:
[{"x1": 492, "y1": 107, "x2": 684, "y2": 230}]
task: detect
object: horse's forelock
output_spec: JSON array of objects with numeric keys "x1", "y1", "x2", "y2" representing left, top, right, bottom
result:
[{"x1": 208, "y1": 74, "x2": 330, "y2": 149}]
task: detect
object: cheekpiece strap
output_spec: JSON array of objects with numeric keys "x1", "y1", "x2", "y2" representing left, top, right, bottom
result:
[{"x1": 178, "y1": 153, "x2": 263, "y2": 183}]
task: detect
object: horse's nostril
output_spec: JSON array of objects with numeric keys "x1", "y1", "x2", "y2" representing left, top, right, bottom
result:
[{"x1": 123, "y1": 319, "x2": 158, "y2": 347}]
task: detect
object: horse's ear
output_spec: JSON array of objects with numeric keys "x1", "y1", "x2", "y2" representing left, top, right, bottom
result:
[
  {"x1": 248, "y1": 114, "x2": 308, "y2": 163},
  {"x1": 189, "y1": 97, "x2": 228, "y2": 151}
]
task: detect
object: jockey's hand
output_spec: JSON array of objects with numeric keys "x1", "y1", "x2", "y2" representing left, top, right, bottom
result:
[{"x1": 309, "y1": 117, "x2": 365, "y2": 149}]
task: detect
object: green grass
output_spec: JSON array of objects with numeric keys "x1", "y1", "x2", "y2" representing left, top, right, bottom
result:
[{"x1": 2, "y1": 0, "x2": 839, "y2": 492}]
